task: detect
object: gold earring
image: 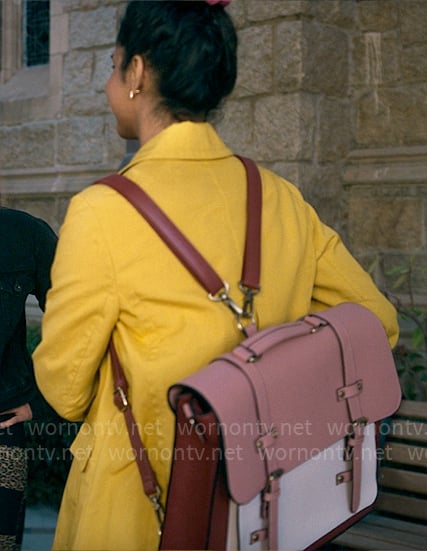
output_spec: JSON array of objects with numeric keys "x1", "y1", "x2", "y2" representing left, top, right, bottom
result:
[{"x1": 129, "y1": 89, "x2": 141, "y2": 99}]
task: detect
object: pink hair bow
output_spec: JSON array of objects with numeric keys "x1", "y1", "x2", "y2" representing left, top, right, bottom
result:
[{"x1": 205, "y1": 0, "x2": 231, "y2": 6}]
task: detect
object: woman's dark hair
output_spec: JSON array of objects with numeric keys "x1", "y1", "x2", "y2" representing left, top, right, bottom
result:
[{"x1": 117, "y1": 1, "x2": 237, "y2": 121}]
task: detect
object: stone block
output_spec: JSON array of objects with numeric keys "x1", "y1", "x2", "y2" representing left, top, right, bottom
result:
[
  {"x1": 104, "y1": 114, "x2": 127, "y2": 167},
  {"x1": 234, "y1": 26, "x2": 273, "y2": 97},
  {"x1": 310, "y1": 164, "x2": 345, "y2": 200},
  {"x1": 301, "y1": 22, "x2": 348, "y2": 96},
  {"x1": 351, "y1": 32, "x2": 400, "y2": 86},
  {"x1": 402, "y1": 45, "x2": 427, "y2": 83},
  {"x1": 215, "y1": 99, "x2": 255, "y2": 156},
  {"x1": 276, "y1": 21, "x2": 348, "y2": 96},
  {"x1": 399, "y1": 0, "x2": 427, "y2": 46},
  {"x1": 318, "y1": 98, "x2": 351, "y2": 162},
  {"x1": 0, "y1": 66, "x2": 49, "y2": 103},
  {"x1": 56, "y1": 117, "x2": 106, "y2": 165},
  {"x1": 349, "y1": 197, "x2": 422, "y2": 250},
  {"x1": 0, "y1": 125, "x2": 55, "y2": 169},
  {"x1": 253, "y1": 94, "x2": 315, "y2": 161},
  {"x1": 358, "y1": 0, "x2": 398, "y2": 32},
  {"x1": 313, "y1": 0, "x2": 356, "y2": 29},
  {"x1": 70, "y1": 6, "x2": 117, "y2": 49},
  {"x1": 246, "y1": 0, "x2": 315, "y2": 22},
  {"x1": 356, "y1": 84, "x2": 427, "y2": 146},
  {"x1": 0, "y1": 95, "x2": 50, "y2": 125},
  {"x1": 275, "y1": 21, "x2": 304, "y2": 92},
  {"x1": 94, "y1": 50, "x2": 113, "y2": 93},
  {"x1": 64, "y1": 94, "x2": 110, "y2": 117},
  {"x1": 63, "y1": 51, "x2": 94, "y2": 96},
  {"x1": 226, "y1": 1, "x2": 246, "y2": 29}
]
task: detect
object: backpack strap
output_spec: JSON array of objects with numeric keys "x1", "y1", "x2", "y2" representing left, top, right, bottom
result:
[
  {"x1": 98, "y1": 155, "x2": 262, "y2": 298},
  {"x1": 95, "y1": 155, "x2": 262, "y2": 537}
]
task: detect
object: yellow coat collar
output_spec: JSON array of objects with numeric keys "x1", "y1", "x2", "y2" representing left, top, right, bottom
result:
[{"x1": 120, "y1": 121, "x2": 233, "y2": 172}]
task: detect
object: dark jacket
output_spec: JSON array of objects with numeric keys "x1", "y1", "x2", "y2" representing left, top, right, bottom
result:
[{"x1": 0, "y1": 207, "x2": 57, "y2": 416}]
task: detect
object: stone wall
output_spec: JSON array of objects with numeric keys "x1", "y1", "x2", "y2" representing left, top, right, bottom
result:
[
  {"x1": 219, "y1": 0, "x2": 427, "y2": 303},
  {"x1": 0, "y1": 0, "x2": 127, "y2": 233},
  {"x1": 342, "y1": 0, "x2": 427, "y2": 304},
  {"x1": 1, "y1": 0, "x2": 426, "y2": 304}
]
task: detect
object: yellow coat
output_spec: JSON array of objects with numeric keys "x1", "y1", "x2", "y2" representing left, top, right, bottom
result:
[{"x1": 33, "y1": 122, "x2": 398, "y2": 551}]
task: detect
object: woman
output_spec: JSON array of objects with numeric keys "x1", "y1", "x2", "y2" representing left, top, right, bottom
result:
[
  {"x1": 33, "y1": 1, "x2": 399, "y2": 550},
  {"x1": 0, "y1": 206, "x2": 57, "y2": 551}
]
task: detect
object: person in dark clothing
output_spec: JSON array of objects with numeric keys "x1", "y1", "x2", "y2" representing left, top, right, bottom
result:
[{"x1": 0, "y1": 206, "x2": 57, "y2": 551}]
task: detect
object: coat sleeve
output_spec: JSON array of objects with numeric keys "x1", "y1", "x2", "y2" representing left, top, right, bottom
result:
[
  {"x1": 308, "y1": 202, "x2": 399, "y2": 348},
  {"x1": 33, "y1": 194, "x2": 119, "y2": 421}
]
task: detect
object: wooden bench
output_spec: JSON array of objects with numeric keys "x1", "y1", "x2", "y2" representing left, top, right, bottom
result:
[{"x1": 330, "y1": 400, "x2": 427, "y2": 550}]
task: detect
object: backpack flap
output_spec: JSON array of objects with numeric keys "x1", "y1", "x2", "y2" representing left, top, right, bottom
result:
[{"x1": 168, "y1": 302, "x2": 401, "y2": 508}]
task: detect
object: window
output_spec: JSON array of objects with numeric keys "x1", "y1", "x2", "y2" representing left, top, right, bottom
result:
[
  {"x1": 23, "y1": 0, "x2": 49, "y2": 67},
  {"x1": 0, "y1": 0, "x2": 50, "y2": 84}
]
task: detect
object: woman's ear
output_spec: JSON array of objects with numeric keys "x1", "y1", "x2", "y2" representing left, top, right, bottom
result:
[{"x1": 128, "y1": 54, "x2": 144, "y2": 91}]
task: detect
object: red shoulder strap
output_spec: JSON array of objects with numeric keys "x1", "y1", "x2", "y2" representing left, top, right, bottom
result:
[
  {"x1": 97, "y1": 155, "x2": 262, "y2": 295},
  {"x1": 97, "y1": 155, "x2": 262, "y2": 534}
]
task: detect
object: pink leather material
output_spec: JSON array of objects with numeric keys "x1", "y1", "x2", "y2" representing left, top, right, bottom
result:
[
  {"x1": 168, "y1": 302, "x2": 401, "y2": 506},
  {"x1": 336, "y1": 380, "x2": 363, "y2": 401}
]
